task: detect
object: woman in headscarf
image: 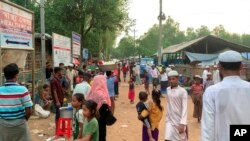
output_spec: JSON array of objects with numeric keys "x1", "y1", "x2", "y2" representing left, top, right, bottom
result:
[{"x1": 86, "y1": 75, "x2": 111, "y2": 141}]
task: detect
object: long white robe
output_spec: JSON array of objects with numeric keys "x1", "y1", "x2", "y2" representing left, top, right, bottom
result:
[
  {"x1": 165, "y1": 86, "x2": 188, "y2": 141},
  {"x1": 202, "y1": 70, "x2": 208, "y2": 84},
  {"x1": 212, "y1": 69, "x2": 221, "y2": 84},
  {"x1": 201, "y1": 76, "x2": 250, "y2": 141}
]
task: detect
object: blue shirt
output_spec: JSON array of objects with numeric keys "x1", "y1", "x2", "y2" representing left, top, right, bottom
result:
[
  {"x1": 107, "y1": 77, "x2": 116, "y2": 97},
  {"x1": 0, "y1": 82, "x2": 33, "y2": 120}
]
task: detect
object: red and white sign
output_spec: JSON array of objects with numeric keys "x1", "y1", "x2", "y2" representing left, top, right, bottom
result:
[
  {"x1": 0, "y1": 1, "x2": 33, "y2": 49},
  {"x1": 52, "y1": 33, "x2": 71, "y2": 67}
]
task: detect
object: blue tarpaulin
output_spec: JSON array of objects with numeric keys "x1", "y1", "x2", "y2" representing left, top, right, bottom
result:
[{"x1": 185, "y1": 51, "x2": 219, "y2": 66}]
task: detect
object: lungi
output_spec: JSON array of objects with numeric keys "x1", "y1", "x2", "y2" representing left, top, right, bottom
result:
[{"x1": 192, "y1": 94, "x2": 203, "y2": 118}]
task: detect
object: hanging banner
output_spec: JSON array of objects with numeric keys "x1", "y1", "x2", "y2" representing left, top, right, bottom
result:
[
  {"x1": 0, "y1": 1, "x2": 33, "y2": 49},
  {"x1": 52, "y1": 33, "x2": 71, "y2": 67},
  {"x1": 72, "y1": 32, "x2": 81, "y2": 57},
  {"x1": 82, "y1": 48, "x2": 89, "y2": 60}
]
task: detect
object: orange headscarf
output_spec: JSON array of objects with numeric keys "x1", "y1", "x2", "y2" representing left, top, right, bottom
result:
[{"x1": 86, "y1": 75, "x2": 111, "y2": 110}]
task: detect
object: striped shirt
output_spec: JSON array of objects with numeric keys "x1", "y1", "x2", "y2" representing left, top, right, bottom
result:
[{"x1": 0, "y1": 82, "x2": 33, "y2": 120}]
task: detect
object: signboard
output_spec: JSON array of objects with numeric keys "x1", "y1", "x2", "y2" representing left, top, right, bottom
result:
[
  {"x1": 82, "y1": 48, "x2": 89, "y2": 60},
  {"x1": 0, "y1": 1, "x2": 33, "y2": 49},
  {"x1": 72, "y1": 32, "x2": 81, "y2": 57},
  {"x1": 1, "y1": 50, "x2": 28, "y2": 68},
  {"x1": 52, "y1": 33, "x2": 71, "y2": 67}
]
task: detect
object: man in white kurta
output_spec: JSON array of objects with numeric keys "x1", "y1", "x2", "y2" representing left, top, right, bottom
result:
[
  {"x1": 165, "y1": 71, "x2": 188, "y2": 141},
  {"x1": 201, "y1": 50, "x2": 250, "y2": 141},
  {"x1": 202, "y1": 66, "x2": 210, "y2": 85},
  {"x1": 212, "y1": 65, "x2": 221, "y2": 84}
]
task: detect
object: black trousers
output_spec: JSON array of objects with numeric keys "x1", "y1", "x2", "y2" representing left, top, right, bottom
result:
[
  {"x1": 98, "y1": 104, "x2": 109, "y2": 141},
  {"x1": 114, "y1": 82, "x2": 119, "y2": 96}
]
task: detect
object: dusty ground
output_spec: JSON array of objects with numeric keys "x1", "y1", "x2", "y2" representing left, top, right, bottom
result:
[{"x1": 28, "y1": 80, "x2": 200, "y2": 141}]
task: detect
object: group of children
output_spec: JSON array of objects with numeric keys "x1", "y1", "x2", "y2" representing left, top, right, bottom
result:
[{"x1": 71, "y1": 93, "x2": 99, "y2": 141}]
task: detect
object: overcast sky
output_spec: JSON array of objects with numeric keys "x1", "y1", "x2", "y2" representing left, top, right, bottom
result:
[{"x1": 127, "y1": 0, "x2": 250, "y2": 37}]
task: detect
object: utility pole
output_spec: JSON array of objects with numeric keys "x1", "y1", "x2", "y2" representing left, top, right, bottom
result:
[
  {"x1": 40, "y1": 0, "x2": 46, "y2": 84},
  {"x1": 158, "y1": 0, "x2": 163, "y2": 65}
]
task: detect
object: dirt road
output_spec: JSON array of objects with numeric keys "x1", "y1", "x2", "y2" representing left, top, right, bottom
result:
[{"x1": 29, "y1": 81, "x2": 200, "y2": 141}]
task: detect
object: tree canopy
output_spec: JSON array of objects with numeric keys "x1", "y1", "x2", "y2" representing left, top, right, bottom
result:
[
  {"x1": 113, "y1": 16, "x2": 250, "y2": 59},
  {"x1": 10, "y1": 0, "x2": 129, "y2": 59}
]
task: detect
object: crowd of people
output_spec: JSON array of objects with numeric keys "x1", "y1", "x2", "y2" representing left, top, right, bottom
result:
[{"x1": 1, "y1": 50, "x2": 250, "y2": 141}]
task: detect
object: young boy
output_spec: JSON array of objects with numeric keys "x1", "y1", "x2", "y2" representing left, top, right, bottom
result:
[
  {"x1": 165, "y1": 70, "x2": 188, "y2": 141},
  {"x1": 136, "y1": 91, "x2": 154, "y2": 141}
]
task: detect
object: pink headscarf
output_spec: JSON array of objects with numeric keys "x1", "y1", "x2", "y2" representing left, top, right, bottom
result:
[{"x1": 86, "y1": 75, "x2": 111, "y2": 110}]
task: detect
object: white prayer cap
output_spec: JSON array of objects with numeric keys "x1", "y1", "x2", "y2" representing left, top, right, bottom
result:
[
  {"x1": 168, "y1": 70, "x2": 179, "y2": 77},
  {"x1": 207, "y1": 72, "x2": 212, "y2": 75},
  {"x1": 218, "y1": 50, "x2": 242, "y2": 62},
  {"x1": 68, "y1": 63, "x2": 74, "y2": 67},
  {"x1": 194, "y1": 75, "x2": 202, "y2": 79},
  {"x1": 213, "y1": 65, "x2": 217, "y2": 68},
  {"x1": 205, "y1": 66, "x2": 209, "y2": 68}
]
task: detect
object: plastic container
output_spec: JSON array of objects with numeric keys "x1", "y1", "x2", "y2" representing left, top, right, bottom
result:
[{"x1": 59, "y1": 106, "x2": 73, "y2": 118}]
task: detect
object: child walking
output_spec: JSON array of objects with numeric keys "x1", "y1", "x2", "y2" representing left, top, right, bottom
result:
[
  {"x1": 72, "y1": 93, "x2": 85, "y2": 139},
  {"x1": 76, "y1": 100, "x2": 99, "y2": 141},
  {"x1": 128, "y1": 78, "x2": 135, "y2": 104}
]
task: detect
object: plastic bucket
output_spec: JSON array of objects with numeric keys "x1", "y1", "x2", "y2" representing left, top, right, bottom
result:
[{"x1": 59, "y1": 107, "x2": 73, "y2": 118}]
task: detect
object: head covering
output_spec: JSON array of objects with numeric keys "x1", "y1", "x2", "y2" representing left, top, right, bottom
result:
[
  {"x1": 168, "y1": 70, "x2": 179, "y2": 77},
  {"x1": 205, "y1": 66, "x2": 209, "y2": 69},
  {"x1": 207, "y1": 72, "x2": 212, "y2": 75},
  {"x1": 218, "y1": 50, "x2": 242, "y2": 62},
  {"x1": 194, "y1": 75, "x2": 202, "y2": 79},
  {"x1": 86, "y1": 75, "x2": 111, "y2": 110},
  {"x1": 68, "y1": 63, "x2": 74, "y2": 67}
]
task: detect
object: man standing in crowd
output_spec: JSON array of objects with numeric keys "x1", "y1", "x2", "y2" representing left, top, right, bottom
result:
[
  {"x1": 0, "y1": 63, "x2": 33, "y2": 141},
  {"x1": 212, "y1": 65, "x2": 221, "y2": 84},
  {"x1": 50, "y1": 67, "x2": 64, "y2": 127},
  {"x1": 66, "y1": 63, "x2": 77, "y2": 92},
  {"x1": 202, "y1": 66, "x2": 210, "y2": 85},
  {"x1": 150, "y1": 65, "x2": 160, "y2": 90},
  {"x1": 201, "y1": 50, "x2": 250, "y2": 141},
  {"x1": 45, "y1": 61, "x2": 53, "y2": 82},
  {"x1": 73, "y1": 71, "x2": 91, "y2": 98},
  {"x1": 106, "y1": 71, "x2": 116, "y2": 114},
  {"x1": 165, "y1": 70, "x2": 188, "y2": 141}
]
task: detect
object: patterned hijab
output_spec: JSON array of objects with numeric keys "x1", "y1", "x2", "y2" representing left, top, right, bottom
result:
[{"x1": 86, "y1": 75, "x2": 111, "y2": 110}]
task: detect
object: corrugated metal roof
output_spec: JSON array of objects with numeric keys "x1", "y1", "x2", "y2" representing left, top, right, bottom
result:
[{"x1": 161, "y1": 35, "x2": 250, "y2": 54}]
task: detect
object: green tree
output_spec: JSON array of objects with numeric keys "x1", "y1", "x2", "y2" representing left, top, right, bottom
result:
[
  {"x1": 112, "y1": 36, "x2": 135, "y2": 59},
  {"x1": 241, "y1": 34, "x2": 250, "y2": 47},
  {"x1": 196, "y1": 25, "x2": 211, "y2": 37},
  {"x1": 186, "y1": 27, "x2": 197, "y2": 41},
  {"x1": 10, "y1": 0, "x2": 129, "y2": 59}
]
